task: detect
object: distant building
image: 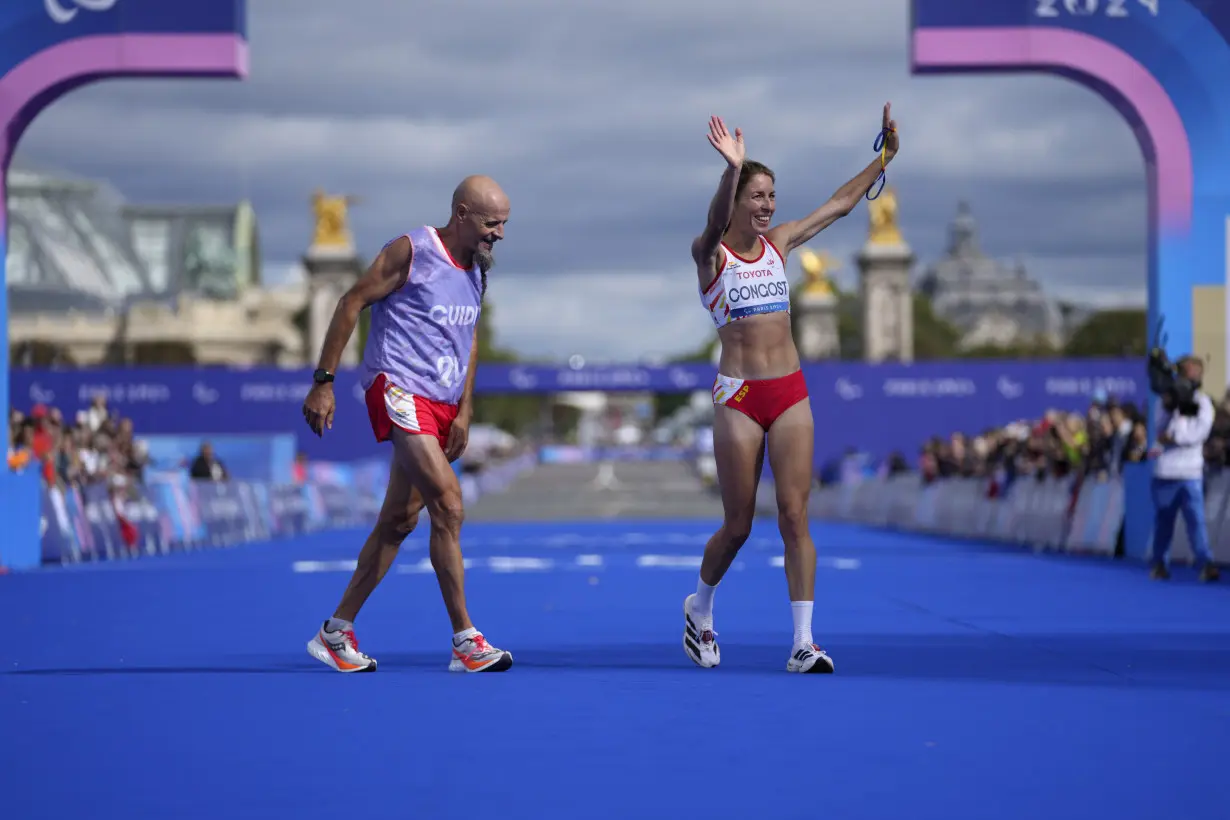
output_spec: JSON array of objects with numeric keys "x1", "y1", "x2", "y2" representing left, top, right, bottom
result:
[
  {"x1": 7, "y1": 167, "x2": 306, "y2": 367},
  {"x1": 122, "y1": 201, "x2": 261, "y2": 300},
  {"x1": 916, "y1": 202, "x2": 1065, "y2": 351},
  {"x1": 7, "y1": 168, "x2": 149, "y2": 315}
]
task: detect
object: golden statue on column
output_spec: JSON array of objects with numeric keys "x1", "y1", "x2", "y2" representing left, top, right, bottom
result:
[{"x1": 310, "y1": 189, "x2": 359, "y2": 249}]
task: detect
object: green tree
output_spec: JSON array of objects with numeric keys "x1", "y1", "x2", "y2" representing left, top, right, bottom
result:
[
  {"x1": 475, "y1": 300, "x2": 517, "y2": 362},
  {"x1": 911, "y1": 295, "x2": 962, "y2": 360},
  {"x1": 1063, "y1": 309, "x2": 1147, "y2": 357},
  {"x1": 959, "y1": 335, "x2": 1061, "y2": 359},
  {"x1": 471, "y1": 299, "x2": 542, "y2": 435}
]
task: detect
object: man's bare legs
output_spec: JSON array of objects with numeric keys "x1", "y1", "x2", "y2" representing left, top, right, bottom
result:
[
  {"x1": 308, "y1": 451, "x2": 426, "y2": 672},
  {"x1": 389, "y1": 429, "x2": 512, "y2": 671},
  {"x1": 332, "y1": 459, "x2": 424, "y2": 622},
  {"x1": 391, "y1": 428, "x2": 472, "y2": 633},
  {"x1": 328, "y1": 428, "x2": 472, "y2": 632},
  {"x1": 309, "y1": 429, "x2": 512, "y2": 673}
]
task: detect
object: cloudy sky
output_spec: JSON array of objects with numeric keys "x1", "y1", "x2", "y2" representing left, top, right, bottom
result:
[{"x1": 13, "y1": 0, "x2": 1148, "y2": 362}]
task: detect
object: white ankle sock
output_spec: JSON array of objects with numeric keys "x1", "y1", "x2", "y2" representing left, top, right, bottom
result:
[
  {"x1": 791, "y1": 601, "x2": 814, "y2": 647},
  {"x1": 693, "y1": 577, "x2": 718, "y2": 619},
  {"x1": 326, "y1": 617, "x2": 352, "y2": 632},
  {"x1": 453, "y1": 627, "x2": 479, "y2": 646}
]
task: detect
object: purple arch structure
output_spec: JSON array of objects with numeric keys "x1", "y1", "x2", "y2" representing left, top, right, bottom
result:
[
  {"x1": 1, "y1": 32, "x2": 249, "y2": 229},
  {"x1": 924, "y1": 26, "x2": 1190, "y2": 231},
  {"x1": 910, "y1": 1, "x2": 1230, "y2": 394},
  {"x1": 0, "y1": 4, "x2": 247, "y2": 568},
  {"x1": 912, "y1": 25, "x2": 1190, "y2": 231},
  {"x1": 0, "y1": 16, "x2": 247, "y2": 419},
  {"x1": 910, "y1": 26, "x2": 1189, "y2": 376}
]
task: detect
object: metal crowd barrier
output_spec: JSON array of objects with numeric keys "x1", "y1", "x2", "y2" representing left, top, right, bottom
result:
[
  {"x1": 34, "y1": 452, "x2": 540, "y2": 567},
  {"x1": 757, "y1": 469, "x2": 1230, "y2": 566}
]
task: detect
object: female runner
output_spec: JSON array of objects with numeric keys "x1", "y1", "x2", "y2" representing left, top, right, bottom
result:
[{"x1": 683, "y1": 104, "x2": 899, "y2": 673}]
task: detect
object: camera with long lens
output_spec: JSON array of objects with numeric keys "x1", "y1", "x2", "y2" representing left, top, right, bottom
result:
[{"x1": 1147, "y1": 320, "x2": 1201, "y2": 416}]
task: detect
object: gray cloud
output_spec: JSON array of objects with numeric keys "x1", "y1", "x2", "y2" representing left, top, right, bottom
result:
[{"x1": 12, "y1": 0, "x2": 1149, "y2": 359}]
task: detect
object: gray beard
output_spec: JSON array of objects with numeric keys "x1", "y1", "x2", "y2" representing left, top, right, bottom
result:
[{"x1": 474, "y1": 248, "x2": 495, "y2": 274}]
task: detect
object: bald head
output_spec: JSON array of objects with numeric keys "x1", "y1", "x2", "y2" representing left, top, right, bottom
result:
[
  {"x1": 445, "y1": 175, "x2": 510, "y2": 276},
  {"x1": 452, "y1": 175, "x2": 509, "y2": 213}
]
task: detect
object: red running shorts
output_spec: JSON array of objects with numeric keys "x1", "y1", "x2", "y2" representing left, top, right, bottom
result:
[
  {"x1": 364, "y1": 373, "x2": 458, "y2": 451},
  {"x1": 711, "y1": 368, "x2": 809, "y2": 430}
]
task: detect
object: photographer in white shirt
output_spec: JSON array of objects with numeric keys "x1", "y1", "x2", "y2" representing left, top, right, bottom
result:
[{"x1": 1150, "y1": 356, "x2": 1220, "y2": 581}]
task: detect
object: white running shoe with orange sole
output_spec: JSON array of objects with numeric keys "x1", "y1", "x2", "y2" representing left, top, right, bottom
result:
[
  {"x1": 307, "y1": 621, "x2": 377, "y2": 673},
  {"x1": 449, "y1": 632, "x2": 514, "y2": 672}
]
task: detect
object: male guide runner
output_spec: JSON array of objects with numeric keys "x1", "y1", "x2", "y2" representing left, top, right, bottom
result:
[
  {"x1": 301, "y1": 175, "x2": 514, "y2": 674},
  {"x1": 684, "y1": 105, "x2": 899, "y2": 673}
]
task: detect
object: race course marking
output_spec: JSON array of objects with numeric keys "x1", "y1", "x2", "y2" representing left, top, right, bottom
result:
[
  {"x1": 768, "y1": 556, "x2": 861, "y2": 570},
  {"x1": 291, "y1": 554, "x2": 861, "y2": 573}
]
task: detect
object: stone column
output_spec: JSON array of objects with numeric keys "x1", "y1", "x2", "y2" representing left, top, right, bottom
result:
[
  {"x1": 303, "y1": 247, "x2": 364, "y2": 366},
  {"x1": 302, "y1": 191, "x2": 365, "y2": 366},
  {"x1": 794, "y1": 249, "x2": 841, "y2": 360},
  {"x1": 856, "y1": 187, "x2": 915, "y2": 363}
]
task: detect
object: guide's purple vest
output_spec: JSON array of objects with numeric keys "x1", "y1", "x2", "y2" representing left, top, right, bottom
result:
[{"x1": 361, "y1": 226, "x2": 483, "y2": 405}]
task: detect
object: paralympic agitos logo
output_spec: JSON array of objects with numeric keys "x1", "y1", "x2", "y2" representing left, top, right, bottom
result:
[{"x1": 45, "y1": 0, "x2": 116, "y2": 24}]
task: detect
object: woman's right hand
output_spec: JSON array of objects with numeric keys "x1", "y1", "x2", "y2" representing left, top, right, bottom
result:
[{"x1": 707, "y1": 116, "x2": 745, "y2": 169}]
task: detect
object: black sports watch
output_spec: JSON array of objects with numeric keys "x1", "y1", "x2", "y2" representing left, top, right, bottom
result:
[{"x1": 313, "y1": 368, "x2": 335, "y2": 385}]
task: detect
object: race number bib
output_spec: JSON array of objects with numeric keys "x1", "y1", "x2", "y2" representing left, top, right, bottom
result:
[{"x1": 436, "y1": 356, "x2": 462, "y2": 388}]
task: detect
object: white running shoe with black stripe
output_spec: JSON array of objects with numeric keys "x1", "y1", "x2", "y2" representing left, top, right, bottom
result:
[
  {"x1": 683, "y1": 593, "x2": 720, "y2": 668},
  {"x1": 307, "y1": 621, "x2": 377, "y2": 673},
  {"x1": 787, "y1": 643, "x2": 834, "y2": 674}
]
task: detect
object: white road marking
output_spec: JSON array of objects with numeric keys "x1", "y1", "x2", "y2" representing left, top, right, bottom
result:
[
  {"x1": 768, "y1": 555, "x2": 861, "y2": 570},
  {"x1": 488, "y1": 557, "x2": 555, "y2": 573},
  {"x1": 636, "y1": 554, "x2": 703, "y2": 568},
  {"x1": 292, "y1": 560, "x2": 357, "y2": 573},
  {"x1": 291, "y1": 549, "x2": 859, "y2": 573},
  {"x1": 397, "y1": 557, "x2": 475, "y2": 574}
]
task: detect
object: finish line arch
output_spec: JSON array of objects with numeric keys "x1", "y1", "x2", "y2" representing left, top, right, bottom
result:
[
  {"x1": 911, "y1": 0, "x2": 1230, "y2": 395},
  {"x1": 0, "y1": 0, "x2": 249, "y2": 417}
]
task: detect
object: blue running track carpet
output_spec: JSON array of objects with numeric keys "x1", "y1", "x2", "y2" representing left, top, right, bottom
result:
[{"x1": 3, "y1": 520, "x2": 1228, "y2": 820}]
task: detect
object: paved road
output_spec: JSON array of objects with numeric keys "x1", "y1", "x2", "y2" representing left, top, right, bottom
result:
[{"x1": 466, "y1": 461, "x2": 726, "y2": 521}]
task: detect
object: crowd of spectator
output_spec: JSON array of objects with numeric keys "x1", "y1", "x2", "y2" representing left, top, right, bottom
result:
[
  {"x1": 816, "y1": 387, "x2": 1230, "y2": 494},
  {"x1": 910, "y1": 386, "x2": 1230, "y2": 491},
  {"x1": 916, "y1": 390, "x2": 1147, "y2": 490},
  {"x1": 8, "y1": 395, "x2": 149, "y2": 491}
]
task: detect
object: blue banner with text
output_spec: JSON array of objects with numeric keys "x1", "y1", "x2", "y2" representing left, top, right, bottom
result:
[{"x1": 11, "y1": 359, "x2": 1145, "y2": 465}]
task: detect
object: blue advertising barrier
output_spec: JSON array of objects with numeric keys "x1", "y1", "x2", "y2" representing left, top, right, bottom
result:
[
  {"x1": 768, "y1": 472, "x2": 1122, "y2": 557},
  {"x1": 41, "y1": 480, "x2": 168, "y2": 564},
  {"x1": 142, "y1": 433, "x2": 298, "y2": 483},
  {"x1": 37, "y1": 475, "x2": 387, "y2": 565},
  {"x1": 767, "y1": 463, "x2": 1230, "y2": 569},
  {"x1": 11, "y1": 358, "x2": 1146, "y2": 467},
  {"x1": 26, "y1": 453, "x2": 539, "y2": 569},
  {"x1": 0, "y1": 469, "x2": 42, "y2": 570},
  {"x1": 1121, "y1": 461, "x2": 1157, "y2": 563}
]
